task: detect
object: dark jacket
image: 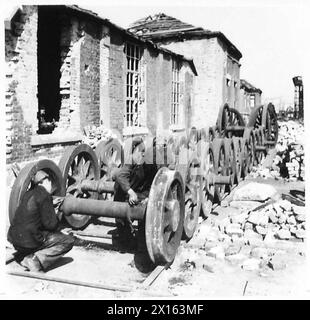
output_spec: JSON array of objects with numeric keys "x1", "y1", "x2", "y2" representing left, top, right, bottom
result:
[
  {"x1": 113, "y1": 163, "x2": 157, "y2": 202},
  {"x1": 8, "y1": 185, "x2": 58, "y2": 249}
]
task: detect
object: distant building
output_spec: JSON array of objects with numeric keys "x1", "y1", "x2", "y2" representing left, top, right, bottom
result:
[
  {"x1": 239, "y1": 79, "x2": 262, "y2": 119},
  {"x1": 128, "y1": 13, "x2": 243, "y2": 130},
  {"x1": 292, "y1": 76, "x2": 303, "y2": 119}
]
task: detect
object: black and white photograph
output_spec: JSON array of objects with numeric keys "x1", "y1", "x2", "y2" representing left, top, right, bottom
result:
[{"x1": 0, "y1": 0, "x2": 309, "y2": 302}]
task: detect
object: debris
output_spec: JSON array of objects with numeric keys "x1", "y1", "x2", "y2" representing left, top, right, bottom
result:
[
  {"x1": 276, "y1": 229, "x2": 292, "y2": 240},
  {"x1": 268, "y1": 253, "x2": 287, "y2": 271},
  {"x1": 205, "y1": 245, "x2": 225, "y2": 260},
  {"x1": 232, "y1": 182, "x2": 280, "y2": 202},
  {"x1": 241, "y1": 258, "x2": 261, "y2": 271}
]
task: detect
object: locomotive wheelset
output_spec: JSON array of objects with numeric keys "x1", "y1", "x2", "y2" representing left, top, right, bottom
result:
[{"x1": 9, "y1": 103, "x2": 278, "y2": 266}]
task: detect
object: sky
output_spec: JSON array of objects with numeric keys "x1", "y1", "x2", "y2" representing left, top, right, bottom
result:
[
  {"x1": 79, "y1": 0, "x2": 309, "y2": 104},
  {"x1": 1, "y1": 0, "x2": 309, "y2": 104}
]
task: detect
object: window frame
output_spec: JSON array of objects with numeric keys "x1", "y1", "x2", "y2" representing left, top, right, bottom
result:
[
  {"x1": 171, "y1": 59, "x2": 181, "y2": 125},
  {"x1": 124, "y1": 42, "x2": 143, "y2": 128}
]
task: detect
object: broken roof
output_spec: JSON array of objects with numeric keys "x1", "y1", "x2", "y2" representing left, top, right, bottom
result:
[
  {"x1": 128, "y1": 13, "x2": 242, "y2": 60},
  {"x1": 240, "y1": 79, "x2": 262, "y2": 94},
  {"x1": 64, "y1": 5, "x2": 198, "y2": 75}
]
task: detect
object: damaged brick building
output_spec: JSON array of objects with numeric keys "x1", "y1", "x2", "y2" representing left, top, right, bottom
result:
[
  {"x1": 128, "y1": 13, "x2": 243, "y2": 129},
  {"x1": 239, "y1": 79, "x2": 262, "y2": 120},
  {"x1": 5, "y1": 5, "x2": 197, "y2": 163}
]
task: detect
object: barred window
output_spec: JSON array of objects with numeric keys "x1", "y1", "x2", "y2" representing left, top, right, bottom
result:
[
  {"x1": 125, "y1": 43, "x2": 143, "y2": 127},
  {"x1": 171, "y1": 60, "x2": 181, "y2": 125},
  {"x1": 250, "y1": 94, "x2": 255, "y2": 108}
]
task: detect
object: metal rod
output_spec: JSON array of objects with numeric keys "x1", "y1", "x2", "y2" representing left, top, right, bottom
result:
[
  {"x1": 80, "y1": 179, "x2": 115, "y2": 194},
  {"x1": 61, "y1": 197, "x2": 146, "y2": 220},
  {"x1": 206, "y1": 174, "x2": 232, "y2": 185},
  {"x1": 255, "y1": 145, "x2": 267, "y2": 152},
  {"x1": 225, "y1": 126, "x2": 245, "y2": 133},
  {"x1": 7, "y1": 270, "x2": 132, "y2": 292}
]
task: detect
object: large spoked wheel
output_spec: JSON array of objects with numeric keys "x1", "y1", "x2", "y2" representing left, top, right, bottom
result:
[
  {"x1": 209, "y1": 126, "x2": 220, "y2": 142},
  {"x1": 59, "y1": 144, "x2": 100, "y2": 229},
  {"x1": 201, "y1": 142, "x2": 215, "y2": 218},
  {"x1": 177, "y1": 150, "x2": 202, "y2": 240},
  {"x1": 263, "y1": 103, "x2": 279, "y2": 147},
  {"x1": 240, "y1": 138, "x2": 250, "y2": 177},
  {"x1": 243, "y1": 128, "x2": 255, "y2": 173},
  {"x1": 247, "y1": 105, "x2": 264, "y2": 128},
  {"x1": 216, "y1": 104, "x2": 245, "y2": 138},
  {"x1": 224, "y1": 138, "x2": 236, "y2": 192},
  {"x1": 187, "y1": 127, "x2": 199, "y2": 151},
  {"x1": 9, "y1": 160, "x2": 65, "y2": 225},
  {"x1": 145, "y1": 167, "x2": 185, "y2": 265},
  {"x1": 95, "y1": 138, "x2": 123, "y2": 179},
  {"x1": 232, "y1": 137, "x2": 244, "y2": 183},
  {"x1": 253, "y1": 126, "x2": 265, "y2": 165},
  {"x1": 212, "y1": 138, "x2": 227, "y2": 203},
  {"x1": 216, "y1": 103, "x2": 230, "y2": 136}
]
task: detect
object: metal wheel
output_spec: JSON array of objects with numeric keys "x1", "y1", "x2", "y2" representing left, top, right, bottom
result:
[
  {"x1": 187, "y1": 127, "x2": 199, "y2": 151},
  {"x1": 253, "y1": 127, "x2": 265, "y2": 165},
  {"x1": 9, "y1": 160, "x2": 65, "y2": 225},
  {"x1": 198, "y1": 128, "x2": 208, "y2": 143},
  {"x1": 224, "y1": 138, "x2": 236, "y2": 191},
  {"x1": 201, "y1": 142, "x2": 215, "y2": 218},
  {"x1": 145, "y1": 167, "x2": 185, "y2": 265},
  {"x1": 95, "y1": 138, "x2": 123, "y2": 179},
  {"x1": 243, "y1": 128, "x2": 255, "y2": 173},
  {"x1": 216, "y1": 103, "x2": 230, "y2": 136},
  {"x1": 262, "y1": 103, "x2": 279, "y2": 146},
  {"x1": 59, "y1": 144, "x2": 100, "y2": 229},
  {"x1": 217, "y1": 104, "x2": 245, "y2": 138},
  {"x1": 232, "y1": 137, "x2": 244, "y2": 183},
  {"x1": 176, "y1": 150, "x2": 202, "y2": 240},
  {"x1": 212, "y1": 138, "x2": 227, "y2": 203},
  {"x1": 240, "y1": 138, "x2": 250, "y2": 177},
  {"x1": 209, "y1": 126, "x2": 220, "y2": 142},
  {"x1": 247, "y1": 105, "x2": 264, "y2": 128}
]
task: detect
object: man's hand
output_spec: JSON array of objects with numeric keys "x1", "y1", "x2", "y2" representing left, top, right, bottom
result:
[
  {"x1": 128, "y1": 188, "x2": 138, "y2": 206},
  {"x1": 140, "y1": 197, "x2": 149, "y2": 206},
  {"x1": 53, "y1": 197, "x2": 65, "y2": 220}
]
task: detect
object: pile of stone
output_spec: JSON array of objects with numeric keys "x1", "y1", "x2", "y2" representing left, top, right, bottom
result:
[
  {"x1": 224, "y1": 182, "x2": 306, "y2": 242},
  {"x1": 250, "y1": 120, "x2": 304, "y2": 181},
  {"x1": 173, "y1": 182, "x2": 305, "y2": 277},
  {"x1": 82, "y1": 125, "x2": 118, "y2": 149}
]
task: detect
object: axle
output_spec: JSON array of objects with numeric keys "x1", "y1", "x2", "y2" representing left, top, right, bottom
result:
[
  {"x1": 55, "y1": 196, "x2": 146, "y2": 220},
  {"x1": 80, "y1": 179, "x2": 115, "y2": 194}
]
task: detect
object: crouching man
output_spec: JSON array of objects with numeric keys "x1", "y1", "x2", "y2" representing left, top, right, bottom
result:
[
  {"x1": 7, "y1": 170, "x2": 74, "y2": 272},
  {"x1": 113, "y1": 136, "x2": 156, "y2": 247}
]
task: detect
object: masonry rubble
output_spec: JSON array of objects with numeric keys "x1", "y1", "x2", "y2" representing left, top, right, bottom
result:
[
  {"x1": 82, "y1": 125, "x2": 118, "y2": 149},
  {"x1": 175, "y1": 180, "x2": 305, "y2": 275},
  {"x1": 250, "y1": 120, "x2": 304, "y2": 181}
]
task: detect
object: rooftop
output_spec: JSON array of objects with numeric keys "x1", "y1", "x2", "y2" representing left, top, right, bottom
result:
[
  {"x1": 240, "y1": 79, "x2": 262, "y2": 94},
  {"x1": 128, "y1": 13, "x2": 242, "y2": 60}
]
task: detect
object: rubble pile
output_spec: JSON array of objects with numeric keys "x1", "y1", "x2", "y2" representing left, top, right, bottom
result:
[
  {"x1": 250, "y1": 120, "x2": 304, "y2": 181},
  {"x1": 82, "y1": 125, "x2": 119, "y2": 149},
  {"x1": 178, "y1": 182, "x2": 305, "y2": 275}
]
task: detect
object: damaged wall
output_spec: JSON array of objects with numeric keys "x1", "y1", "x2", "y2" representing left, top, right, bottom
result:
[
  {"x1": 5, "y1": 5, "x2": 195, "y2": 164},
  {"x1": 158, "y1": 37, "x2": 238, "y2": 130}
]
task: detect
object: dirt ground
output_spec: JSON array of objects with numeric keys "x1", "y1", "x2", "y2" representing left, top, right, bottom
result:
[{"x1": 2, "y1": 174, "x2": 309, "y2": 300}]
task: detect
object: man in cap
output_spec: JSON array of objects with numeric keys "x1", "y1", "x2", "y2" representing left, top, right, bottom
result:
[
  {"x1": 7, "y1": 170, "x2": 74, "y2": 272},
  {"x1": 113, "y1": 136, "x2": 156, "y2": 248}
]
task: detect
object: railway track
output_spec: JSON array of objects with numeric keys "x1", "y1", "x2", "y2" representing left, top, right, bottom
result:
[{"x1": 6, "y1": 102, "x2": 279, "y2": 296}]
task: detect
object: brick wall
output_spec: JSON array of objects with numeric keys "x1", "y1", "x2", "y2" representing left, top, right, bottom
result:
[
  {"x1": 5, "y1": 6, "x2": 38, "y2": 163},
  {"x1": 79, "y1": 19, "x2": 101, "y2": 129},
  {"x1": 160, "y1": 37, "x2": 230, "y2": 130},
  {"x1": 108, "y1": 29, "x2": 125, "y2": 134},
  {"x1": 5, "y1": 6, "x2": 195, "y2": 165}
]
